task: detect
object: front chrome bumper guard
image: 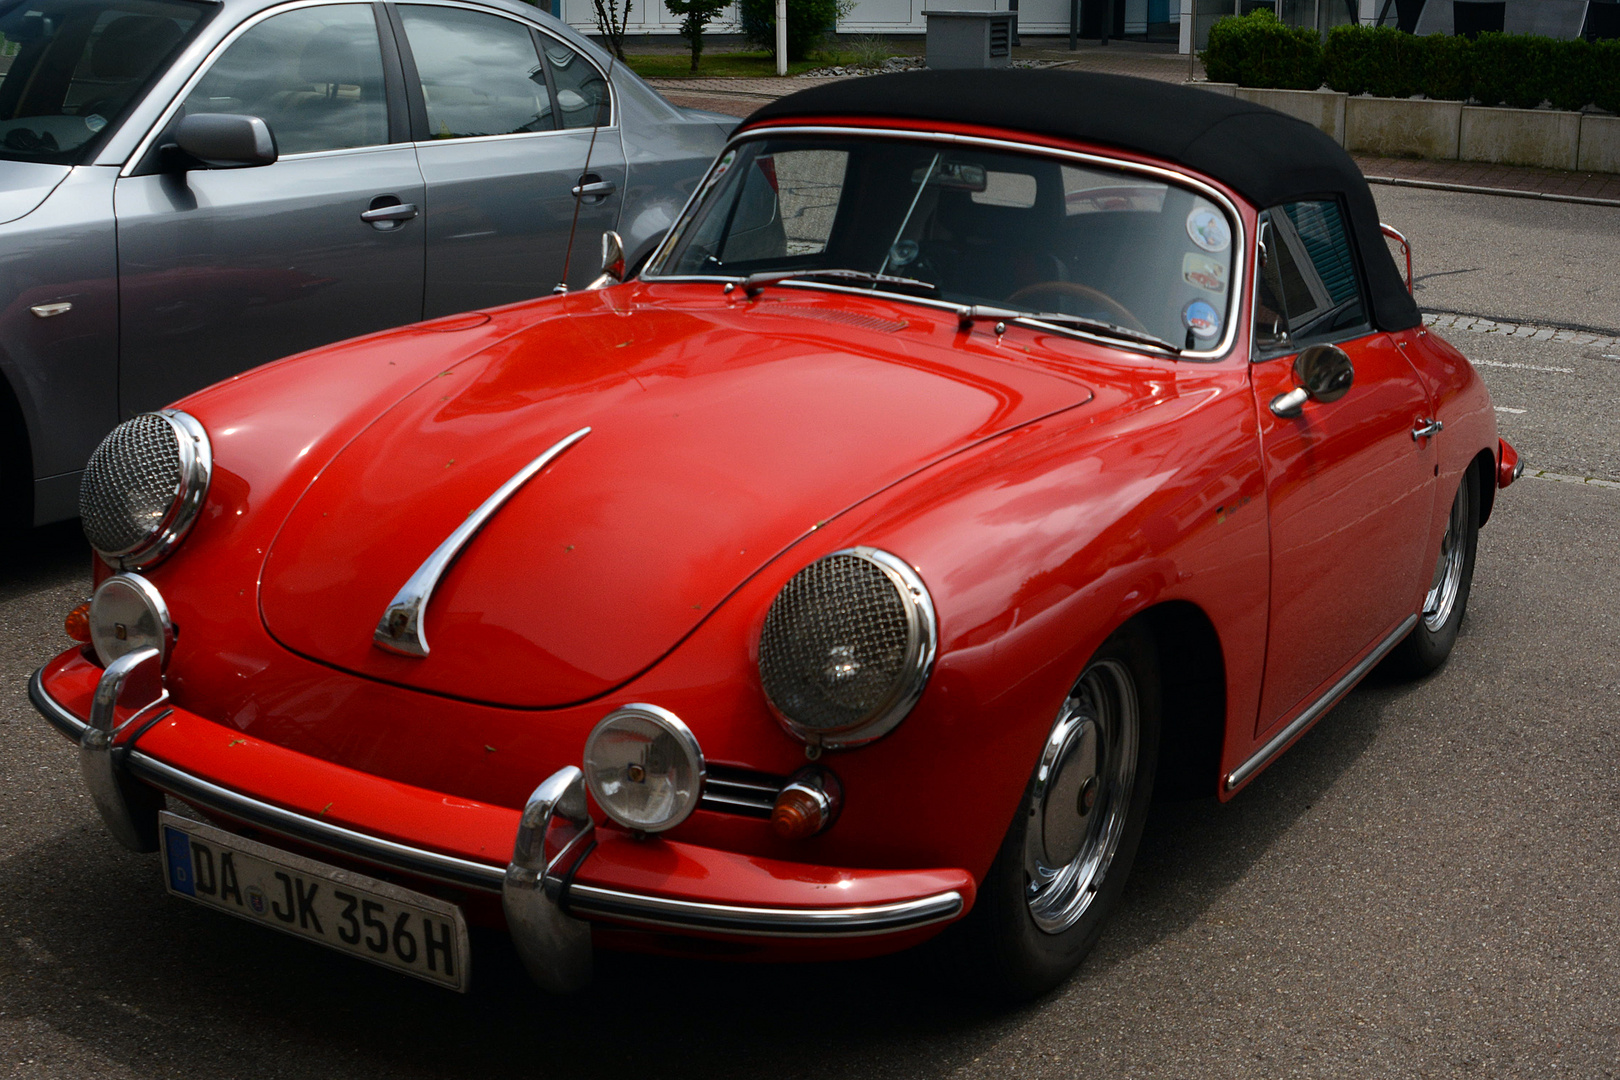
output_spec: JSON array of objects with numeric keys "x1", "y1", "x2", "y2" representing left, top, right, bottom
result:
[{"x1": 30, "y1": 663, "x2": 965, "y2": 992}]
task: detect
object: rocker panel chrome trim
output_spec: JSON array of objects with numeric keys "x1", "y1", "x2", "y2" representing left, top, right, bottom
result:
[{"x1": 1225, "y1": 614, "x2": 1419, "y2": 791}]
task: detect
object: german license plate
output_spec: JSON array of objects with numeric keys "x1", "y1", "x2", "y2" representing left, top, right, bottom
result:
[{"x1": 158, "y1": 812, "x2": 470, "y2": 991}]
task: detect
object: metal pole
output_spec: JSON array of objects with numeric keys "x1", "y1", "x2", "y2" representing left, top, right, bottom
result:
[
  {"x1": 1070, "y1": 0, "x2": 1080, "y2": 48},
  {"x1": 1188, "y1": 0, "x2": 1198, "y2": 77},
  {"x1": 775, "y1": 0, "x2": 787, "y2": 75},
  {"x1": 1102, "y1": 0, "x2": 1113, "y2": 43}
]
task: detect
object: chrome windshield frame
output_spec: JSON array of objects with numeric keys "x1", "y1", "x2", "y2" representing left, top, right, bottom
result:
[{"x1": 641, "y1": 124, "x2": 1249, "y2": 362}]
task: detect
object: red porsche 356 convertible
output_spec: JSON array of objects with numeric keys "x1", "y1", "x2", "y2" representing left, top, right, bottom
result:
[{"x1": 32, "y1": 71, "x2": 1520, "y2": 998}]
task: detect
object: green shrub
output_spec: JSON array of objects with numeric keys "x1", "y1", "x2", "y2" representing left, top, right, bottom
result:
[
  {"x1": 1470, "y1": 32, "x2": 1556, "y2": 109},
  {"x1": 1595, "y1": 40, "x2": 1620, "y2": 115},
  {"x1": 1323, "y1": 24, "x2": 1421, "y2": 97},
  {"x1": 738, "y1": 0, "x2": 843, "y2": 61},
  {"x1": 1419, "y1": 33, "x2": 1473, "y2": 101},
  {"x1": 1546, "y1": 37, "x2": 1596, "y2": 112},
  {"x1": 1201, "y1": 9, "x2": 1323, "y2": 91}
]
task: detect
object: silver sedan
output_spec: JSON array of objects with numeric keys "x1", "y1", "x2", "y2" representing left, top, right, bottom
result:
[{"x1": 0, "y1": 0, "x2": 733, "y2": 528}]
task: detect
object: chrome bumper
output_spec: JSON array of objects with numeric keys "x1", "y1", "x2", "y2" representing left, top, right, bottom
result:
[{"x1": 30, "y1": 662, "x2": 965, "y2": 990}]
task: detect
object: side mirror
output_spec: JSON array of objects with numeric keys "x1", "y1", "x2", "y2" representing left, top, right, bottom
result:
[
  {"x1": 586, "y1": 230, "x2": 625, "y2": 290},
  {"x1": 1270, "y1": 344, "x2": 1355, "y2": 418},
  {"x1": 171, "y1": 114, "x2": 277, "y2": 169}
]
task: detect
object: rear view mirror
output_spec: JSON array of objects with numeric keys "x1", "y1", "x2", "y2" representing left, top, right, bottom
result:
[
  {"x1": 172, "y1": 114, "x2": 277, "y2": 169},
  {"x1": 588, "y1": 230, "x2": 625, "y2": 290}
]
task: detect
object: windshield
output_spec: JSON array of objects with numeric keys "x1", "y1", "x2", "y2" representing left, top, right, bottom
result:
[
  {"x1": 0, "y1": 0, "x2": 208, "y2": 164},
  {"x1": 648, "y1": 134, "x2": 1240, "y2": 353}
]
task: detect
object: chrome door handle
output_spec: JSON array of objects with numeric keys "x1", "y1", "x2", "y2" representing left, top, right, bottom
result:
[
  {"x1": 1412, "y1": 418, "x2": 1443, "y2": 440},
  {"x1": 571, "y1": 180, "x2": 616, "y2": 200},
  {"x1": 360, "y1": 202, "x2": 419, "y2": 223}
]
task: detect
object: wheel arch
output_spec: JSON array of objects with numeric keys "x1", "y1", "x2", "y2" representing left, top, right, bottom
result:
[
  {"x1": 0, "y1": 363, "x2": 34, "y2": 533},
  {"x1": 1135, "y1": 600, "x2": 1227, "y2": 800},
  {"x1": 1473, "y1": 446, "x2": 1498, "y2": 527}
]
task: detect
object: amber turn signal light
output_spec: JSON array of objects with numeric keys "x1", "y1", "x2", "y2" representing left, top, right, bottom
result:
[
  {"x1": 64, "y1": 602, "x2": 91, "y2": 643},
  {"x1": 770, "y1": 768, "x2": 842, "y2": 840}
]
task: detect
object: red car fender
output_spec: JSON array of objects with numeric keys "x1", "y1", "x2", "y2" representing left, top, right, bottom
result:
[{"x1": 624, "y1": 337, "x2": 1272, "y2": 883}]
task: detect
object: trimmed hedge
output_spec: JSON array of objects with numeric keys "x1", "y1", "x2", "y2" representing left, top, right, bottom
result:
[
  {"x1": 1204, "y1": 13, "x2": 1620, "y2": 114},
  {"x1": 1202, "y1": 9, "x2": 1322, "y2": 90}
]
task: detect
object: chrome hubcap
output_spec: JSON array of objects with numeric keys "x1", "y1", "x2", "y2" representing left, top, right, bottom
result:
[
  {"x1": 1422, "y1": 480, "x2": 1470, "y2": 633},
  {"x1": 1024, "y1": 658, "x2": 1139, "y2": 934}
]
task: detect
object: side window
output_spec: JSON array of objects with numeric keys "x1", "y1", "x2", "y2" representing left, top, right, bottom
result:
[
  {"x1": 1254, "y1": 199, "x2": 1367, "y2": 355},
  {"x1": 398, "y1": 6, "x2": 552, "y2": 139},
  {"x1": 182, "y1": 5, "x2": 388, "y2": 156},
  {"x1": 541, "y1": 39, "x2": 608, "y2": 130}
]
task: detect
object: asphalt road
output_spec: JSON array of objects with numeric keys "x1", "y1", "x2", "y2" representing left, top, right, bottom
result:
[{"x1": 3, "y1": 186, "x2": 1619, "y2": 1078}]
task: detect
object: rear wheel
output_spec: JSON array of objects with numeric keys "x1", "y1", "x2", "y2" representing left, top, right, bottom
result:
[
  {"x1": 1390, "y1": 465, "x2": 1480, "y2": 677},
  {"x1": 964, "y1": 624, "x2": 1160, "y2": 999}
]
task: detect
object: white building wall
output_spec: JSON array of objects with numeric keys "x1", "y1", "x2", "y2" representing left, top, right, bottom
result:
[{"x1": 559, "y1": 0, "x2": 1178, "y2": 36}]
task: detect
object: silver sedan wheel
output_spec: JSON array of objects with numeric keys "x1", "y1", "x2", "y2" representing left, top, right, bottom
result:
[
  {"x1": 1024, "y1": 658, "x2": 1140, "y2": 934},
  {"x1": 1423, "y1": 477, "x2": 1472, "y2": 633}
]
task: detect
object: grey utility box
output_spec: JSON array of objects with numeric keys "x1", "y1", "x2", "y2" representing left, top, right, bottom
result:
[{"x1": 922, "y1": 10, "x2": 1014, "y2": 69}]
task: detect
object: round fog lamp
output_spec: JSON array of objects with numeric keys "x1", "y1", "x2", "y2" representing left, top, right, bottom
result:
[
  {"x1": 89, "y1": 573, "x2": 174, "y2": 668},
  {"x1": 583, "y1": 704, "x2": 705, "y2": 833}
]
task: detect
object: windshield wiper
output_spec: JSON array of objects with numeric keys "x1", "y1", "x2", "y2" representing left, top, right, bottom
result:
[
  {"x1": 740, "y1": 269, "x2": 940, "y2": 298},
  {"x1": 957, "y1": 305, "x2": 1183, "y2": 356}
]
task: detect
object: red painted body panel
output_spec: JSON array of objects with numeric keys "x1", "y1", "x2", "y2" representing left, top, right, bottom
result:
[
  {"x1": 259, "y1": 289, "x2": 1093, "y2": 707},
  {"x1": 40, "y1": 120, "x2": 1507, "y2": 961},
  {"x1": 1248, "y1": 331, "x2": 1436, "y2": 734}
]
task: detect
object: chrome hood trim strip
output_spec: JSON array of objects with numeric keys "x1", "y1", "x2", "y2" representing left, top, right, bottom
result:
[{"x1": 373, "y1": 427, "x2": 592, "y2": 657}]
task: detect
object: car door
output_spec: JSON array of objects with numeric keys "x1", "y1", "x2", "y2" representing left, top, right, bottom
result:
[
  {"x1": 393, "y1": 3, "x2": 626, "y2": 316},
  {"x1": 1249, "y1": 198, "x2": 1438, "y2": 735},
  {"x1": 114, "y1": 2, "x2": 425, "y2": 417}
]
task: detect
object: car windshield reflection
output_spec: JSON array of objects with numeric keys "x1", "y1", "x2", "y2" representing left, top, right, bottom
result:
[{"x1": 648, "y1": 135, "x2": 1239, "y2": 353}]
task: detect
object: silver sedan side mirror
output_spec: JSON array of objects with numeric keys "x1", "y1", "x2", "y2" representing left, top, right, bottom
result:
[
  {"x1": 587, "y1": 231, "x2": 625, "y2": 290},
  {"x1": 1270, "y1": 344, "x2": 1355, "y2": 418}
]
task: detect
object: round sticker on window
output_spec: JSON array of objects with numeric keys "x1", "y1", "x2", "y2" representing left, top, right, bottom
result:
[
  {"x1": 1183, "y1": 299, "x2": 1221, "y2": 340},
  {"x1": 84, "y1": 114, "x2": 107, "y2": 133},
  {"x1": 1186, "y1": 206, "x2": 1230, "y2": 253}
]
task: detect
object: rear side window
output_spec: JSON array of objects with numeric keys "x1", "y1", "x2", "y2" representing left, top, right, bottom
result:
[
  {"x1": 541, "y1": 38, "x2": 607, "y2": 129},
  {"x1": 1254, "y1": 198, "x2": 1368, "y2": 354},
  {"x1": 182, "y1": 4, "x2": 388, "y2": 156},
  {"x1": 400, "y1": 5, "x2": 552, "y2": 139}
]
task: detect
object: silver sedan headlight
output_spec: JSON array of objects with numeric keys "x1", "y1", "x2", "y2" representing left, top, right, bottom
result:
[
  {"x1": 79, "y1": 410, "x2": 211, "y2": 570},
  {"x1": 757, "y1": 547, "x2": 937, "y2": 750}
]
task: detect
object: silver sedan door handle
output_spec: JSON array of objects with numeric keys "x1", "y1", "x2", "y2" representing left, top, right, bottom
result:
[
  {"x1": 571, "y1": 179, "x2": 616, "y2": 200},
  {"x1": 360, "y1": 202, "x2": 419, "y2": 223},
  {"x1": 1412, "y1": 417, "x2": 1444, "y2": 440}
]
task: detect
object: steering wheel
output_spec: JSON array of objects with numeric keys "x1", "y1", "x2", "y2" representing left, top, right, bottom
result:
[{"x1": 1005, "y1": 281, "x2": 1147, "y2": 334}]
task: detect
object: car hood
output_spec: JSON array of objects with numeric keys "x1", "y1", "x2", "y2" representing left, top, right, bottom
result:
[
  {"x1": 259, "y1": 292, "x2": 1093, "y2": 708},
  {"x1": 0, "y1": 161, "x2": 70, "y2": 226}
]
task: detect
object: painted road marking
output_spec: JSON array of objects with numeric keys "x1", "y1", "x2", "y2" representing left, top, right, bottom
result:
[
  {"x1": 1473, "y1": 360, "x2": 1575, "y2": 374},
  {"x1": 1494, "y1": 406, "x2": 1527, "y2": 414}
]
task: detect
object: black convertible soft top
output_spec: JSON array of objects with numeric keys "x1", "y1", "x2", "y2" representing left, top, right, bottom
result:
[{"x1": 744, "y1": 70, "x2": 1420, "y2": 332}]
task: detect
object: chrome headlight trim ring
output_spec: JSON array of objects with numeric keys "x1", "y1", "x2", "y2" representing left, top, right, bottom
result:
[
  {"x1": 88, "y1": 572, "x2": 175, "y2": 670},
  {"x1": 759, "y1": 546, "x2": 938, "y2": 751},
  {"x1": 81, "y1": 409, "x2": 213, "y2": 571},
  {"x1": 583, "y1": 703, "x2": 708, "y2": 834}
]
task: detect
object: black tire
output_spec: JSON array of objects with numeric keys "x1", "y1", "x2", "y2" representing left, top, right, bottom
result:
[
  {"x1": 1389, "y1": 464, "x2": 1480, "y2": 677},
  {"x1": 962, "y1": 623, "x2": 1161, "y2": 1000}
]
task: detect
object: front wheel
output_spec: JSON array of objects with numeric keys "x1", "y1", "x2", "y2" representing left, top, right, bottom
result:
[
  {"x1": 962, "y1": 624, "x2": 1161, "y2": 999},
  {"x1": 1389, "y1": 465, "x2": 1480, "y2": 677}
]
